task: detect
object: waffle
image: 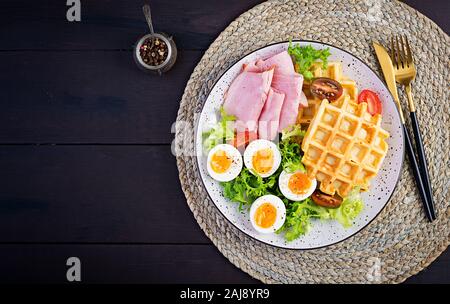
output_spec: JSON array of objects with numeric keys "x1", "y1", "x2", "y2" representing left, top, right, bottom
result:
[
  {"x1": 297, "y1": 62, "x2": 358, "y2": 129},
  {"x1": 301, "y1": 95, "x2": 389, "y2": 197}
]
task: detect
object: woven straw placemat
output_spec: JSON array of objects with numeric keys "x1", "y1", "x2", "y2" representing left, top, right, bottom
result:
[{"x1": 175, "y1": 0, "x2": 449, "y2": 283}]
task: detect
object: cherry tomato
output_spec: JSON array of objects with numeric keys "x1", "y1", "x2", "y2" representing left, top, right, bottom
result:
[
  {"x1": 311, "y1": 190, "x2": 342, "y2": 208},
  {"x1": 231, "y1": 129, "x2": 257, "y2": 149},
  {"x1": 357, "y1": 89, "x2": 382, "y2": 115},
  {"x1": 310, "y1": 77, "x2": 343, "y2": 101},
  {"x1": 302, "y1": 82, "x2": 314, "y2": 99}
]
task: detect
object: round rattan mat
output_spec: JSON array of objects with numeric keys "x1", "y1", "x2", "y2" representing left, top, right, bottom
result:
[{"x1": 175, "y1": 0, "x2": 449, "y2": 283}]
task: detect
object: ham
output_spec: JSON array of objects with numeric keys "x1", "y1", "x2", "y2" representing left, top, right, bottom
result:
[
  {"x1": 243, "y1": 51, "x2": 295, "y2": 75},
  {"x1": 223, "y1": 68, "x2": 274, "y2": 132},
  {"x1": 257, "y1": 51, "x2": 296, "y2": 75},
  {"x1": 258, "y1": 88, "x2": 285, "y2": 140},
  {"x1": 225, "y1": 50, "x2": 305, "y2": 138},
  {"x1": 242, "y1": 59, "x2": 265, "y2": 73},
  {"x1": 271, "y1": 73, "x2": 304, "y2": 131},
  {"x1": 242, "y1": 51, "x2": 305, "y2": 132}
]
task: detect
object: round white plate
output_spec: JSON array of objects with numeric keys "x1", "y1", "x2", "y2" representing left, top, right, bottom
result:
[{"x1": 195, "y1": 41, "x2": 404, "y2": 249}]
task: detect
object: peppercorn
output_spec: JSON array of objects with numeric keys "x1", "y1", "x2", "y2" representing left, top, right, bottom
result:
[{"x1": 139, "y1": 37, "x2": 168, "y2": 66}]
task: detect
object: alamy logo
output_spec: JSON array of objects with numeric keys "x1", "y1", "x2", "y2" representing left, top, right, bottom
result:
[
  {"x1": 366, "y1": 256, "x2": 382, "y2": 283},
  {"x1": 66, "y1": 0, "x2": 81, "y2": 22},
  {"x1": 66, "y1": 257, "x2": 81, "y2": 282}
]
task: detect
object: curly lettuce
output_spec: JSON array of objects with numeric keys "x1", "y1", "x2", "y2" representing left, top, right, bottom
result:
[
  {"x1": 328, "y1": 187, "x2": 364, "y2": 228},
  {"x1": 202, "y1": 107, "x2": 236, "y2": 151},
  {"x1": 281, "y1": 124, "x2": 306, "y2": 142},
  {"x1": 277, "y1": 198, "x2": 330, "y2": 241},
  {"x1": 222, "y1": 167, "x2": 278, "y2": 211},
  {"x1": 288, "y1": 41, "x2": 331, "y2": 81},
  {"x1": 278, "y1": 138, "x2": 305, "y2": 173}
]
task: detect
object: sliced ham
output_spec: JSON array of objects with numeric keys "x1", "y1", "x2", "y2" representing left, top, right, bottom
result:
[
  {"x1": 242, "y1": 51, "x2": 305, "y2": 132},
  {"x1": 243, "y1": 51, "x2": 295, "y2": 75},
  {"x1": 258, "y1": 88, "x2": 285, "y2": 141},
  {"x1": 257, "y1": 51, "x2": 296, "y2": 75},
  {"x1": 242, "y1": 59, "x2": 265, "y2": 73},
  {"x1": 271, "y1": 73, "x2": 305, "y2": 131},
  {"x1": 223, "y1": 68, "x2": 274, "y2": 132}
]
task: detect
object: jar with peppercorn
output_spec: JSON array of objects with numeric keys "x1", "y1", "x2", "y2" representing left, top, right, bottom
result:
[{"x1": 134, "y1": 32, "x2": 177, "y2": 74}]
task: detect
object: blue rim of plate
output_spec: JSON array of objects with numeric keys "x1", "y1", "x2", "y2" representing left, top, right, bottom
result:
[{"x1": 193, "y1": 40, "x2": 405, "y2": 250}]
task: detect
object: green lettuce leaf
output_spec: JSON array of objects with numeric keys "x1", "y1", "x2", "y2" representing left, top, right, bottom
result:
[
  {"x1": 281, "y1": 124, "x2": 306, "y2": 142},
  {"x1": 328, "y1": 187, "x2": 364, "y2": 228},
  {"x1": 202, "y1": 107, "x2": 236, "y2": 151},
  {"x1": 277, "y1": 198, "x2": 330, "y2": 241},
  {"x1": 221, "y1": 167, "x2": 278, "y2": 211},
  {"x1": 288, "y1": 41, "x2": 331, "y2": 81},
  {"x1": 278, "y1": 138, "x2": 306, "y2": 173}
]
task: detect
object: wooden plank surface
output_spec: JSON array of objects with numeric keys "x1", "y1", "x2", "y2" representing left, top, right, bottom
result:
[
  {"x1": 0, "y1": 244, "x2": 447, "y2": 284},
  {"x1": 0, "y1": 0, "x2": 448, "y2": 284},
  {"x1": 0, "y1": 244, "x2": 257, "y2": 284},
  {"x1": 0, "y1": 0, "x2": 263, "y2": 50},
  {"x1": 0, "y1": 145, "x2": 208, "y2": 243},
  {"x1": 0, "y1": 51, "x2": 201, "y2": 143}
]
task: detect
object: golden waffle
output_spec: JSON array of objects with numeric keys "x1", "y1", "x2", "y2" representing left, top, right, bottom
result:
[
  {"x1": 297, "y1": 62, "x2": 358, "y2": 129},
  {"x1": 301, "y1": 95, "x2": 389, "y2": 197}
]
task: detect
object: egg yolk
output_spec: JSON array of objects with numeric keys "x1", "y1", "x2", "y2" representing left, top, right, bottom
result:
[
  {"x1": 254, "y1": 203, "x2": 277, "y2": 228},
  {"x1": 288, "y1": 172, "x2": 312, "y2": 194},
  {"x1": 210, "y1": 150, "x2": 232, "y2": 174},
  {"x1": 252, "y1": 148, "x2": 274, "y2": 174}
]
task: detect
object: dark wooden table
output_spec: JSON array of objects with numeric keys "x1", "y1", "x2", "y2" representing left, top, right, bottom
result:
[{"x1": 0, "y1": 0, "x2": 448, "y2": 284}]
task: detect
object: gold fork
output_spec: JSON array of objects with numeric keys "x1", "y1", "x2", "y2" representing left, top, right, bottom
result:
[{"x1": 391, "y1": 35, "x2": 436, "y2": 220}]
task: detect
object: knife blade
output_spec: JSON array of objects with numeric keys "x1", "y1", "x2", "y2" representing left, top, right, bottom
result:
[{"x1": 372, "y1": 41, "x2": 405, "y2": 123}]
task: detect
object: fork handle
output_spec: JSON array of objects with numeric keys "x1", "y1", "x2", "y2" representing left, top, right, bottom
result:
[
  {"x1": 410, "y1": 111, "x2": 436, "y2": 219},
  {"x1": 403, "y1": 125, "x2": 435, "y2": 222}
]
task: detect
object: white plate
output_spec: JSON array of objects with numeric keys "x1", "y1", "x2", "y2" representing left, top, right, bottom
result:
[{"x1": 195, "y1": 41, "x2": 404, "y2": 249}]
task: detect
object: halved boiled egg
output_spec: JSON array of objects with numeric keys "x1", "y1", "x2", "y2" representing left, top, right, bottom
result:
[
  {"x1": 279, "y1": 170, "x2": 317, "y2": 201},
  {"x1": 207, "y1": 144, "x2": 243, "y2": 182},
  {"x1": 249, "y1": 194, "x2": 286, "y2": 233},
  {"x1": 243, "y1": 139, "x2": 281, "y2": 178}
]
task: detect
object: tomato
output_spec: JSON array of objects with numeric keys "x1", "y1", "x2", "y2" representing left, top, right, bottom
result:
[
  {"x1": 302, "y1": 82, "x2": 314, "y2": 99},
  {"x1": 231, "y1": 129, "x2": 257, "y2": 149},
  {"x1": 310, "y1": 77, "x2": 343, "y2": 101},
  {"x1": 311, "y1": 190, "x2": 342, "y2": 208},
  {"x1": 357, "y1": 89, "x2": 382, "y2": 115}
]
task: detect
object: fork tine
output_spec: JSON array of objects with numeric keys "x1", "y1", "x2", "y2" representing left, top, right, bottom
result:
[
  {"x1": 399, "y1": 35, "x2": 407, "y2": 67},
  {"x1": 395, "y1": 35, "x2": 403, "y2": 68},
  {"x1": 404, "y1": 35, "x2": 414, "y2": 65}
]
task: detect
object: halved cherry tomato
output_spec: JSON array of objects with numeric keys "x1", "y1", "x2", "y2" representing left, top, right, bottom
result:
[
  {"x1": 310, "y1": 77, "x2": 343, "y2": 101},
  {"x1": 230, "y1": 129, "x2": 257, "y2": 149},
  {"x1": 357, "y1": 89, "x2": 382, "y2": 115},
  {"x1": 311, "y1": 190, "x2": 342, "y2": 208},
  {"x1": 302, "y1": 82, "x2": 314, "y2": 99}
]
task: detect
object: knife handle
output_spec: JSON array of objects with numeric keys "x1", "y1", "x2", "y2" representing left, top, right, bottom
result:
[
  {"x1": 410, "y1": 112, "x2": 436, "y2": 218},
  {"x1": 402, "y1": 124, "x2": 435, "y2": 221}
]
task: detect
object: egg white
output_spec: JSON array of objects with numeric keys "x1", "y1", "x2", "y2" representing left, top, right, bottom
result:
[
  {"x1": 206, "y1": 144, "x2": 243, "y2": 182},
  {"x1": 249, "y1": 194, "x2": 286, "y2": 234},
  {"x1": 243, "y1": 139, "x2": 281, "y2": 178},
  {"x1": 278, "y1": 170, "x2": 317, "y2": 201}
]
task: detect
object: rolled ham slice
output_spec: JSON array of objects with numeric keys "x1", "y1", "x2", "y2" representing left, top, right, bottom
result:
[
  {"x1": 223, "y1": 68, "x2": 274, "y2": 132},
  {"x1": 256, "y1": 51, "x2": 296, "y2": 75},
  {"x1": 243, "y1": 51, "x2": 296, "y2": 75},
  {"x1": 271, "y1": 73, "x2": 305, "y2": 131},
  {"x1": 242, "y1": 59, "x2": 265, "y2": 73},
  {"x1": 258, "y1": 88, "x2": 285, "y2": 141}
]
